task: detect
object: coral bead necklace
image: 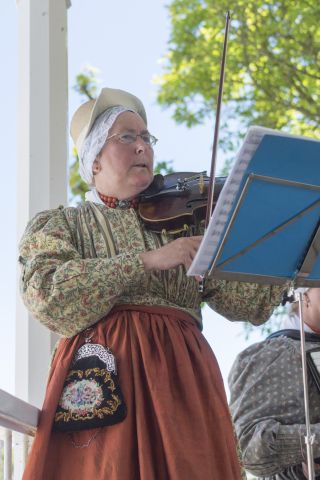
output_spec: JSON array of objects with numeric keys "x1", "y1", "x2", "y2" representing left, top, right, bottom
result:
[{"x1": 98, "y1": 192, "x2": 139, "y2": 209}]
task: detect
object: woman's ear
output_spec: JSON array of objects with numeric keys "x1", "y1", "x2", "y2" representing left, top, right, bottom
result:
[
  {"x1": 92, "y1": 158, "x2": 101, "y2": 175},
  {"x1": 304, "y1": 291, "x2": 311, "y2": 308}
]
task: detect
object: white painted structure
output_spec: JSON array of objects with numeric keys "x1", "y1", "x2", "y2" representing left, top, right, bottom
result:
[
  {"x1": 3, "y1": 0, "x2": 71, "y2": 478},
  {"x1": 16, "y1": 0, "x2": 69, "y2": 408},
  {"x1": 0, "y1": 389, "x2": 39, "y2": 436},
  {"x1": 0, "y1": 388, "x2": 39, "y2": 480}
]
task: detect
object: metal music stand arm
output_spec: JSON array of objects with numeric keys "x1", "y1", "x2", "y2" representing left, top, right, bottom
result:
[
  {"x1": 298, "y1": 292, "x2": 315, "y2": 480},
  {"x1": 294, "y1": 227, "x2": 320, "y2": 480}
]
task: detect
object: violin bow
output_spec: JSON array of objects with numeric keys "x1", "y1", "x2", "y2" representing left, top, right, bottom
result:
[{"x1": 205, "y1": 11, "x2": 231, "y2": 228}]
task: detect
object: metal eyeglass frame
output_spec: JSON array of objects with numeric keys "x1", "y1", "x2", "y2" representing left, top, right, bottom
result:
[{"x1": 105, "y1": 131, "x2": 158, "y2": 147}]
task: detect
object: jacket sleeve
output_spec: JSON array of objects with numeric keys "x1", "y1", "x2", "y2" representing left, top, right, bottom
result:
[
  {"x1": 19, "y1": 208, "x2": 147, "y2": 337},
  {"x1": 228, "y1": 338, "x2": 320, "y2": 477},
  {"x1": 202, "y1": 278, "x2": 284, "y2": 325}
]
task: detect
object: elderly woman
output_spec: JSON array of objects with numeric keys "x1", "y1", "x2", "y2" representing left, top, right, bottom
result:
[{"x1": 20, "y1": 87, "x2": 283, "y2": 480}]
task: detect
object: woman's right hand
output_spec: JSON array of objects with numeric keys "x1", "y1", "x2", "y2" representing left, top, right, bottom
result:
[{"x1": 140, "y1": 236, "x2": 203, "y2": 273}]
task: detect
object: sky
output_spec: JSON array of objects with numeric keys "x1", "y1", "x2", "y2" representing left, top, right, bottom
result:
[{"x1": 0, "y1": 0, "x2": 265, "y2": 399}]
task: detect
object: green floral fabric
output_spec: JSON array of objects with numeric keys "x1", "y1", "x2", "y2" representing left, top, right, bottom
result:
[{"x1": 19, "y1": 202, "x2": 284, "y2": 337}]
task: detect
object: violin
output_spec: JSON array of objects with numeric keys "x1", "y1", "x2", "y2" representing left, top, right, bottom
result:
[{"x1": 139, "y1": 172, "x2": 226, "y2": 234}]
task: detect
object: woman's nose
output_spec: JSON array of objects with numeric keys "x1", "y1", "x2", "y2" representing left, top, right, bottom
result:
[{"x1": 135, "y1": 141, "x2": 145, "y2": 154}]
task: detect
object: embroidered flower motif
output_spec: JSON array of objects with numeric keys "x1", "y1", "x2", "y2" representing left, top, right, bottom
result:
[{"x1": 59, "y1": 379, "x2": 103, "y2": 415}]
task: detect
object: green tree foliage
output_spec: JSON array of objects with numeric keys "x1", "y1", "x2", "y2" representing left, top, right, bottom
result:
[
  {"x1": 69, "y1": 67, "x2": 174, "y2": 202},
  {"x1": 156, "y1": 0, "x2": 320, "y2": 155},
  {"x1": 154, "y1": 160, "x2": 174, "y2": 175},
  {"x1": 69, "y1": 67, "x2": 99, "y2": 202},
  {"x1": 69, "y1": 146, "x2": 89, "y2": 202},
  {"x1": 73, "y1": 66, "x2": 100, "y2": 100}
]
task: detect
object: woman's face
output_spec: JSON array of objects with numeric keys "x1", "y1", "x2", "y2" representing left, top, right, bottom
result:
[
  {"x1": 93, "y1": 111, "x2": 154, "y2": 199},
  {"x1": 306, "y1": 288, "x2": 320, "y2": 312},
  {"x1": 302, "y1": 288, "x2": 320, "y2": 331}
]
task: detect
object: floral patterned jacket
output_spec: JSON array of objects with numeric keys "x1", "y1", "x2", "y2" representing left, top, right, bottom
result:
[{"x1": 19, "y1": 202, "x2": 284, "y2": 337}]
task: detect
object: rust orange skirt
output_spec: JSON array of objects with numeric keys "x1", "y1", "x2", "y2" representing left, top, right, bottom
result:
[{"x1": 23, "y1": 305, "x2": 242, "y2": 480}]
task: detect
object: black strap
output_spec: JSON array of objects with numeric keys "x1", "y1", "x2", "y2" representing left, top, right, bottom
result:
[{"x1": 267, "y1": 329, "x2": 320, "y2": 343}]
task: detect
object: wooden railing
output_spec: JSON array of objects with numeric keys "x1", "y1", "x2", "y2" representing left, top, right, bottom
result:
[{"x1": 0, "y1": 389, "x2": 40, "y2": 480}]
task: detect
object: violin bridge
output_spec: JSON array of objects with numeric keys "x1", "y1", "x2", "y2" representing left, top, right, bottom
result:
[
  {"x1": 198, "y1": 278, "x2": 205, "y2": 293},
  {"x1": 199, "y1": 173, "x2": 205, "y2": 194}
]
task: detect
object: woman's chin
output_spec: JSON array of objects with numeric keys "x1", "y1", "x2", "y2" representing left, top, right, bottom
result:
[
  {"x1": 131, "y1": 174, "x2": 154, "y2": 193},
  {"x1": 113, "y1": 173, "x2": 153, "y2": 199}
]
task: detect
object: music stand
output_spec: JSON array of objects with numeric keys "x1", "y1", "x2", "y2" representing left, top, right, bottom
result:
[{"x1": 188, "y1": 126, "x2": 320, "y2": 480}]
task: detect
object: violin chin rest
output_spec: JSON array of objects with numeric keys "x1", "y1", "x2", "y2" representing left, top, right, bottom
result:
[{"x1": 140, "y1": 174, "x2": 164, "y2": 197}]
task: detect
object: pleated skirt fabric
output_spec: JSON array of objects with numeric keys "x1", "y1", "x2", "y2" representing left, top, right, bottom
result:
[{"x1": 23, "y1": 305, "x2": 243, "y2": 480}]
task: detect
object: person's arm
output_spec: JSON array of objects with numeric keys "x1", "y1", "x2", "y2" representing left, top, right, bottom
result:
[
  {"x1": 202, "y1": 278, "x2": 284, "y2": 325},
  {"x1": 19, "y1": 208, "x2": 148, "y2": 337},
  {"x1": 228, "y1": 338, "x2": 320, "y2": 477},
  {"x1": 238, "y1": 418, "x2": 320, "y2": 477}
]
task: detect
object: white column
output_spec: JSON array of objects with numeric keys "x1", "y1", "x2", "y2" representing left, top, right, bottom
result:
[
  {"x1": 15, "y1": 1, "x2": 69, "y2": 477},
  {"x1": 15, "y1": 0, "x2": 69, "y2": 413}
]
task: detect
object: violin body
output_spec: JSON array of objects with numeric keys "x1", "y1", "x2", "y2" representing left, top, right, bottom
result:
[{"x1": 139, "y1": 172, "x2": 226, "y2": 234}]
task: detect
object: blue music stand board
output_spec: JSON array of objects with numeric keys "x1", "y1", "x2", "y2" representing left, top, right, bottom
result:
[{"x1": 187, "y1": 126, "x2": 320, "y2": 287}]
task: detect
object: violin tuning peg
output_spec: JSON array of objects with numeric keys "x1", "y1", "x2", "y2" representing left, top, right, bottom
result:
[{"x1": 199, "y1": 173, "x2": 205, "y2": 194}]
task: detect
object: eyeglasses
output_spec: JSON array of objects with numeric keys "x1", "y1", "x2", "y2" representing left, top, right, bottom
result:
[{"x1": 106, "y1": 131, "x2": 158, "y2": 147}]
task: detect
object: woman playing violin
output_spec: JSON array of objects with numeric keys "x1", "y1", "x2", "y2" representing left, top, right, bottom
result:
[{"x1": 19, "y1": 87, "x2": 283, "y2": 480}]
